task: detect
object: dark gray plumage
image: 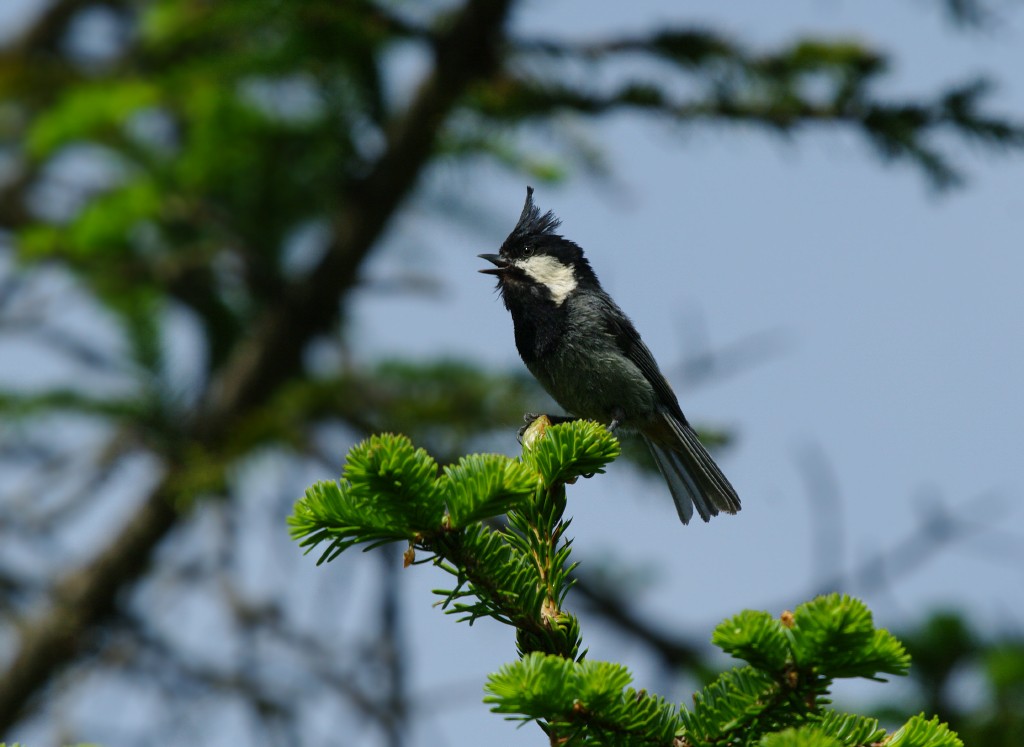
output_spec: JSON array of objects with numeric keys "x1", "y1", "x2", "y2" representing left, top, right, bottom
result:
[{"x1": 479, "y1": 187, "x2": 740, "y2": 524}]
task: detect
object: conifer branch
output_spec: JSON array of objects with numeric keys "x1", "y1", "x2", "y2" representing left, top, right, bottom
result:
[{"x1": 291, "y1": 425, "x2": 962, "y2": 747}]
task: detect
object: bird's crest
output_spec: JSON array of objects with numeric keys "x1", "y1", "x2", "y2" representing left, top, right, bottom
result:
[{"x1": 511, "y1": 186, "x2": 561, "y2": 241}]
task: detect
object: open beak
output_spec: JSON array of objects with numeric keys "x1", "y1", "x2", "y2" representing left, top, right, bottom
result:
[{"x1": 478, "y1": 253, "x2": 508, "y2": 276}]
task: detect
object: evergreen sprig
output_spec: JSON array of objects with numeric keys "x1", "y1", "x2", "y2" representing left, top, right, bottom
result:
[
  {"x1": 522, "y1": 415, "x2": 622, "y2": 486},
  {"x1": 485, "y1": 652, "x2": 679, "y2": 746},
  {"x1": 290, "y1": 428, "x2": 961, "y2": 747},
  {"x1": 289, "y1": 433, "x2": 451, "y2": 562},
  {"x1": 289, "y1": 420, "x2": 618, "y2": 662},
  {"x1": 672, "y1": 595, "x2": 937, "y2": 747},
  {"x1": 887, "y1": 715, "x2": 964, "y2": 747},
  {"x1": 714, "y1": 595, "x2": 910, "y2": 682},
  {"x1": 443, "y1": 453, "x2": 537, "y2": 528}
]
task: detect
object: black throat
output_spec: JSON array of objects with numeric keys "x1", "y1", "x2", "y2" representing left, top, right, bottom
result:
[{"x1": 500, "y1": 282, "x2": 568, "y2": 365}]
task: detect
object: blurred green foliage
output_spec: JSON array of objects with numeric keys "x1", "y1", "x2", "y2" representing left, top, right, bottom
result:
[{"x1": 877, "y1": 612, "x2": 1024, "y2": 747}]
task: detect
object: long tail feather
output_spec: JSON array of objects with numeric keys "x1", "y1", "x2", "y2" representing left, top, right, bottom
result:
[{"x1": 643, "y1": 413, "x2": 741, "y2": 524}]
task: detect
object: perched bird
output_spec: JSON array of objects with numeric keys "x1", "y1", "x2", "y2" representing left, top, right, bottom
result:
[{"x1": 479, "y1": 187, "x2": 740, "y2": 524}]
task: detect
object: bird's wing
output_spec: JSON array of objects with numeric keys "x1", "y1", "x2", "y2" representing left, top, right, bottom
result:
[{"x1": 600, "y1": 299, "x2": 689, "y2": 425}]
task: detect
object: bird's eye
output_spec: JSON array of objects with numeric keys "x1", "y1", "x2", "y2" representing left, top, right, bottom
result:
[{"x1": 522, "y1": 246, "x2": 533, "y2": 257}]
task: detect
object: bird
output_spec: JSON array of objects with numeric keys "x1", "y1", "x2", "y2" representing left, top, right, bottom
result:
[{"x1": 478, "y1": 187, "x2": 740, "y2": 524}]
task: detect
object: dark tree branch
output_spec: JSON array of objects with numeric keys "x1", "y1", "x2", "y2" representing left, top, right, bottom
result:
[
  {"x1": 202, "y1": 0, "x2": 514, "y2": 421},
  {"x1": 482, "y1": 30, "x2": 1024, "y2": 189},
  {"x1": 936, "y1": 0, "x2": 995, "y2": 28},
  {"x1": 0, "y1": 479, "x2": 179, "y2": 730},
  {"x1": 571, "y1": 571, "x2": 713, "y2": 679},
  {"x1": 0, "y1": 0, "x2": 516, "y2": 732},
  {"x1": 795, "y1": 443, "x2": 846, "y2": 597},
  {"x1": 570, "y1": 489, "x2": 1018, "y2": 685},
  {"x1": 379, "y1": 548, "x2": 409, "y2": 747},
  {"x1": 0, "y1": 0, "x2": 125, "y2": 58}
]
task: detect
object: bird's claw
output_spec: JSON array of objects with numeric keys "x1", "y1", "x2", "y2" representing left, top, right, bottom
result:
[
  {"x1": 607, "y1": 409, "x2": 625, "y2": 434},
  {"x1": 517, "y1": 413, "x2": 543, "y2": 444}
]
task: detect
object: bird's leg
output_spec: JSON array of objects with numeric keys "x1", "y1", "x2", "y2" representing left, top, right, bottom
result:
[{"x1": 607, "y1": 407, "x2": 627, "y2": 433}]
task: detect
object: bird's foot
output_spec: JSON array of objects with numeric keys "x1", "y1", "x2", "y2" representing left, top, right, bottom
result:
[
  {"x1": 517, "y1": 413, "x2": 543, "y2": 444},
  {"x1": 607, "y1": 407, "x2": 626, "y2": 434}
]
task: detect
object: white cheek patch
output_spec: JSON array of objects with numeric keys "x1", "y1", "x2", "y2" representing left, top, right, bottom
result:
[{"x1": 514, "y1": 255, "x2": 577, "y2": 305}]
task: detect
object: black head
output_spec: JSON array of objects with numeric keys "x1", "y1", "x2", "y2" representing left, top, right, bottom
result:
[{"x1": 479, "y1": 187, "x2": 598, "y2": 306}]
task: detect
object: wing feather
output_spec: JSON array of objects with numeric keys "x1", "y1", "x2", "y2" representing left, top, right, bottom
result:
[{"x1": 601, "y1": 303, "x2": 688, "y2": 424}]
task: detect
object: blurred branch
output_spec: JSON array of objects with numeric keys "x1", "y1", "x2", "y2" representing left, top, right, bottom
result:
[
  {"x1": 935, "y1": 0, "x2": 997, "y2": 27},
  {"x1": 0, "y1": 0, "x2": 516, "y2": 731},
  {"x1": 846, "y1": 491, "x2": 1013, "y2": 596},
  {"x1": 792, "y1": 488, "x2": 1018, "y2": 615},
  {"x1": 571, "y1": 570, "x2": 713, "y2": 680},
  {"x1": 234, "y1": 360, "x2": 541, "y2": 462},
  {"x1": 378, "y1": 548, "x2": 409, "y2": 747},
  {"x1": 671, "y1": 317, "x2": 791, "y2": 390},
  {"x1": 0, "y1": 435, "x2": 135, "y2": 535},
  {"x1": 0, "y1": 477, "x2": 180, "y2": 731},
  {"x1": 0, "y1": 168, "x2": 37, "y2": 233},
  {"x1": 795, "y1": 443, "x2": 846, "y2": 597},
  {"x1": 572, "y1": 483, "x2": 1019, "y2": 686},
  {"x1": 0, "y1": 267, "x2": 25, "y2": 311},
  {"x1": 203, "y1": 0, "x2": 515, "y2": 420},
  {"x1": 495, "y1": 31, "x2": 1024, "y2": 188},
  {"x1": 1, "y1": 0, "x2": 125, "y2": 58},
  {"x1": 7, "y1": 325, "x2": 129, "y2": 375},
  {"x1": 118, "y1": 581, "x2": 405, "y2": 740}
]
